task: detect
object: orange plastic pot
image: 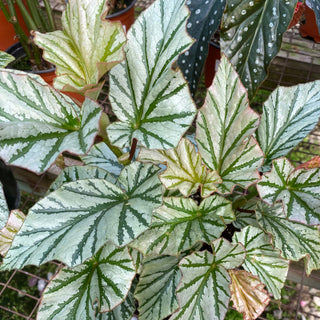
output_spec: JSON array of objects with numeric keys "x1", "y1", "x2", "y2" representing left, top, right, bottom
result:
[
  {"x1": 299, "y1": 4, "x2": 320, "y2": 43},
  {"x1": 205, "y1": 41, "x2": 221, "y2": 88}
]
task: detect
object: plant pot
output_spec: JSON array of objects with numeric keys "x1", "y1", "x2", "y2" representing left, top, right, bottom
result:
[
  {"x1": 0, "y1": 1, "x2": 29, "y2": 51},
  {"x1": 106, "y1": 0, "x2": 137, "y2": 32},
  {"x1": 299, "y1": 4, "x2": 320, "y2": 43},
  {"x1": 288, "y1": 1, "x2": 305, "y2": 30},
  {"x1": 204, "y1": 41, "x2": 221, "y2": 88}
]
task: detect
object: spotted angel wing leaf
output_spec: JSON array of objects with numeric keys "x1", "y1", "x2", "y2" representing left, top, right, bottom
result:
[
  {"x1": 34, "y1": 0, "x2": 126, "y2": 95},
  {"x1": 0, "y1": 70, "x2": 102, "y2": 173},
  {"x1": 256, "y1": 202, "x2": 320, "y2": 275},
  {"x1": 134, "y1": 255, "x2": 181, "y2": 320},
  {"x1": 196, "y1": 55, "x2": 263, "y2": 194},
  {"x1": 178, "y1": 0, "x2": 225, "y2": 95},
  {"x1": 37, "y1": 243, "x2": 135, "y2": 320},
  {"x1": 107, "y1": 0, "x2": 196, "y2": 150},
  {"x1": 306, "y1": 0, "x2": 320, "y2": 33},
  {"x1": 0, "y1": 162, "x2": 162, "y2": 269},
  {"x1": 257, "y1": 81, "x2": 320, "y2": 165},
  {"x1": 233, "y1": 226, "x2": 289, "y2": 299},
  {"x1": 221, "y1": 0, "x2": 297, "y2": 99},
  {"x1": 257, "y1": 157, "x2": 320, "y2": 225},
  {"x1": 130, "y1": 195, "x2": 234, "y2": 256},
  {"x1": 0, "y1": 51, "x2": 14, "y2": 68},
  {"x1": 171, "y1": 239, "x2": 245, "y2": 320}
]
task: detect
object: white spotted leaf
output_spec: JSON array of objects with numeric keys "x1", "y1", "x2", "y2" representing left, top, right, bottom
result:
[
  {"x1": 221, "y1": 0, "x2": 297, "y2": 99},
  {"x1": 37, "y1": 243, "x2": 135, "y2": 320},
  {"x1": 0, "y1": 70, "x2": 102, "y2": 173},
  {"x1": 196, "y1": 55, "x2": 264, "y2": 193},
  {"x1": 0, "y1": 51, "x2": 14, "y2": 68},
  {"x1": 257, "y1": 158, "x2": 320, "y2": 225},
  {"x1": 0, "y1": 162, "x2": 162, "y2": 269},
  {"x1": 107, "y1": 0, "x2": 197, "y2": 150}
]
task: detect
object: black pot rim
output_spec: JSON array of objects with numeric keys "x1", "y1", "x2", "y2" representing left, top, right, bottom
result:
[{"x1": 106, "y1": 0, "x2": 137, "y2": 19}]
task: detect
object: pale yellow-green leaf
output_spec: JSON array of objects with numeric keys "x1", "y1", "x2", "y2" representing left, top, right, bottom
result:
[{"x1": 0, "y1": 51, "x2": 14, "y2": 68}]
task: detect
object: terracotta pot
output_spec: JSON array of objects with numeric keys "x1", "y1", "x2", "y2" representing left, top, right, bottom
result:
[
  {"x1": 204, "y1": 41, "x2": 221, "y2": 88},
  {"x1": 299, "y1": 4, "x2": 320, "y2": 43},
  {"x1": 106, "y1": 0, "x2": 137, "y2": 32},
  {"x1": 0, "y1": 2, "x2": 29, "y2": 51}
]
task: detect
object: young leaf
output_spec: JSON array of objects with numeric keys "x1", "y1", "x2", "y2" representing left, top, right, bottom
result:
[
  {"x1": 257, "y1": 158, "x2": 320, "y2": 225},
  {"x1": 107, "y1": 0, "x2": 197, "y2": 150},
  {"x1": 0, "y1": 162, "x2": 162, "y2": 269},
  {"x1": 130, "y1": 195, "x2": 234, "y2": 256},
  {"x1": 0, "y1": 51, "x2": 14, "y2": 68},
  {"x1": 0, "y1": 70, "x2": 102, "y2": 173},
  {"x1": 221, "y1": 0, "x2": 297, "y2": 99},
  {"x1": 229, "y1": 269, "x2": 271, "y2": 320},
  {"x1": 81, "y1": 142, "x2": 123, "y2": 178},
  {"x1": 233, "y1": 199, "x2": 260, "y2": 229},
  {"x1": 0, "y1": 209, "x2": 25, "y2": 256},
  {"x1": 178, "y1": 0, "x2": 226, "y2": 95},
  {"x1": 37, "y1": 243, "x2": 135, "y2": 320},
  {"x1": 233, "y1": 226, "x2": 289, "y2": 299},
  {"x1": 196, "y1": 55, "x2": 263, "y2": 193},
  {"x1": 256, "y1": 202, "x2": 320, "y2": 275},
  {"x1": 138, "y1": 138, "x2": 221, "y2": 197},
  {"x1": 134, "y1": 255, "x2": 181, "y2": 320},
  {"x1": 34, "y1": 0, "x2": 126, "y2": 95},
  {"x1": 257, "y1": 81, "x2": 320, "y2": 165},
  {"x1": 171, "y1": 239, "x2": 245, "y2": 320}
]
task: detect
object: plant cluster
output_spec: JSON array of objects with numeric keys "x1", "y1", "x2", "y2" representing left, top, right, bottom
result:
[{"x1": 0, "y1": 0, "x2": 320, "y2": 319}]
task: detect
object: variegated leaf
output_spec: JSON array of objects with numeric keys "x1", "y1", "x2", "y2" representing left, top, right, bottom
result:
[
  {"x1": 196, "y1": 55, "x2": 263, "y2": 193},
  {"x1": 138, "y1": 138, "x2": 221, "y2": 197},
  {"x1": 257, "y1": 81, "x2": 320, "y2": 165},
  {"x1": 128, "y1": 247, "x2": 143, "y2": 274},
  {"x1": 256, "y1": 202, "x2": 320, "y2": 275},
  {"x1": 0, "y1": 51, "x2": 14, "y2": 68},
  {"x1": 49, "y1": 165, "x2": 116, "y2": 193},
  {"x1": 171, "y1": 239, "x2": 245, "y2": 320},
  {"x1": 221, "y1": 0, "x2": 297, "y2": 99},
  {"x1": 0, "y1": 70, "x2": 102, "y2": 173},
  {"x1": 81, "y1": 142, "x2": 123, "y2": 178},
  {"x1": 233, "y1": 226, "x2": 289, "y2": 299},
  {"x1": 229, "y1": 269, "x2": 271, "y2": 320},
  {"x1": 134, "y1": 255, "x2": 181, "y2": 320},
  {"x1": 233, "y1": 199, "x2": 260, "y2": 229},
  {"x1": 0, "y1": 185, "x2": 8, "y2": 229},
  {"x1": 257, "y1": 158, "x2": 320, "y2": 225},
  {"x1": 34, "y1": 0, "x2": 126, "y2": 95},
  {"x1": 0, "y1": 209, "x2": 25, "y2": 256},
  {"x1": 130, "y1": 195, "x2": 234, "y2": 256},
  {"x1": 107, "y1": 0, "x2": 196, "y2": 149},
  {"x1": 37, "y1": 243, "x2": 135, "y2": 320},
  {"x1": 0, "y1": 162, "x2": 162, "y2": 269}
]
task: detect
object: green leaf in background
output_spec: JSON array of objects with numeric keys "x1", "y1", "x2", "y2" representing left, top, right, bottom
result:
[
  {"x1": 0, "y1": 162, "x2": 162, "y2": 269},
  {"x1": 171, "y1": 239, "x2": 245, "y2": 320},
  {"x1": 0, "y1": 70, "x2": 102, "y2": 173},
  {"x1": 257, "y1": 158, "x2": 320, "y2": 225},
  {"x1": 257, "y1": 81, "x2": 320, "y2": 165},
  {"x1": 306, "y1": 0, "x2": 320, "y2": 33},
  {"x1": 178, "y1": 0, "x2": 226, "y2": 95},
  {"x1": 233, "y1": 226, "x2": 289, "y2": 299},
  {"x1": 256, "y1": 202, "x2": 320, "y2": 275},
  {"x1": 0, "y1": 51, "x2": 14, "y2": 68},
  {"x1": 130, "y1": 195, "x2": 234, "y2": 256},
  {"x1": 0, "y1": 185, "x2": 8, "y2": 229},
  {"x1": 134, "y1": 255, "x2": 181, "y2": 320},
  {"x1": 107, "y1": 0, "x2": 196, "y2": 149},
  {"x1": 138, "y1": 138, "x2": 221, "y2": 197},
  {"x1": 37, "y1": 243, "x2": 135, "y2": 320},
  {"x1": 196, "y1": 55, "x2": 263, "y2": 193},
  {"x1": 221, "y1": 0, "x2": 297, "y2": 99},
  {"x1": 34, "y1": 0, "x2": 126, "y2": 96}
]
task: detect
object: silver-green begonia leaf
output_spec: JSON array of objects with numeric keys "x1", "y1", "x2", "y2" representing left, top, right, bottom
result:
[
  {"x1": 233, "y1": 198, "x2": 260, "y2": 229},
  {"x1": 171, "y1": 238, "x2": 245, "y2": 320},
  {"x1": 34, "y1": 0, "x2": 126, "y2": 95},
  {"x1": 233, "y1": 226, "x2": 289, "y2": 300},
  {"x1": 0, "y1": 162, "x2": 162, "y2": 269},
  {"x1": 257, "y1": 157, "x2": 320, "y2": 225},
  {"x1": 257, "y1": 81, "x2": 320, "y2": 165},
  {"x1": 0, "y1": 185, "x2": 8, "y2": 229},
  {"x1": 134, "y1": 255, "x2": 181, "y2": 320},
  {"x1": 0, "y1": 70, "x2": 102, "y2": 173},
  {"x1": 130, "y1": 195, "x2": 234, "y2": 256},
  {"x1": 37, "y1": 243, "x2": 135, "y2": 320},
  {"x1": 256, "y1": 202, "x2": 320, "y2": 275},
  {"x1": 138, "y1": 138, "x2": 221, "y2": 197},
  {"x1": 196, "y1": 55, "x2": 264, "y2": 193},
  {"x1": 0, "y1": 51, "x2": 14, "y2": 68},
  {"x1": 107, "y1": 0, "x2": 196, "y2": 149}
]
